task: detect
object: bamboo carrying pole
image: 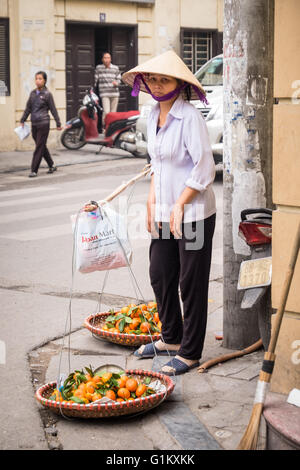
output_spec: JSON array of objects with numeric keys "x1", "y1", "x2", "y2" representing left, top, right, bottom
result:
[
  {"x1": 237, "y1": 222, "x2": 300, "y2": 450},
  {"x1": 84, "y1": 164, "x2": 152, "y2": 211}
]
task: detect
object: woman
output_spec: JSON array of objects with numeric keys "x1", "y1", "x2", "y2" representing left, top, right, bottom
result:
[
  {"x1": 122, "y1": 50, "x2": 216, "y2": 376},
  {"x1": 20, "y1": 71, "x2": 62, "y2": 178}
]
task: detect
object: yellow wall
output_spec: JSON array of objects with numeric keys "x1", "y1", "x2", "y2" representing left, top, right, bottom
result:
[{"x1": 270, "y1": 0, "x2": 300, "y2": 395}]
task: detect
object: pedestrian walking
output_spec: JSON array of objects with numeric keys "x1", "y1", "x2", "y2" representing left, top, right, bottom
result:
[
  {"x1": 122, "y1": 50, "x2": 216, "y2": 376},
  {"x1": 20, "y1": 71, "x2": 62, "y2": 178},
  {"x1": 94, "y1": 52, "x2": 121, "y2": 128}
]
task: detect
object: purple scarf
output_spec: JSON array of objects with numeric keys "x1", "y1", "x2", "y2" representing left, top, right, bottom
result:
[{"x1": 131, "y1": 73, "x2": 208, "y2": 105}]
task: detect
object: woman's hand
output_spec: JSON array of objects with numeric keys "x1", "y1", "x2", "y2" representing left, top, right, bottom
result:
[{"x1": 170, "y1": 202, "x2": 184, "y2": 238}]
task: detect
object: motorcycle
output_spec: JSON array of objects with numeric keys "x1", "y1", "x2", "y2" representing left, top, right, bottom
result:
[
  {"x1": 60, "y1": 89, "x2": 148, "y2": 158},
  {"x1": 237, "y1": 208, "x2": 272, "y2": 349}
]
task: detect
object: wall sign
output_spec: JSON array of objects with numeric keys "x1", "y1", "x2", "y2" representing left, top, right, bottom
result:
[{"x1": 99, "y1": 13, "x2": 106, "y2": 23}]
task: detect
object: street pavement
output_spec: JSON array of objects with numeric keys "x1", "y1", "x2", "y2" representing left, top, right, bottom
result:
[{"x1": 0, "y1": 145, "x2": 266, "y2": 451}]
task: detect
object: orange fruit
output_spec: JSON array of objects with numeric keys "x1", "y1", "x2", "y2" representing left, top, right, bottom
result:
[
  {"x1": 78, "y1": 383, "x2": 87, "y2": 392},
  {"x1": 92, "y1": 375, "x2": 102, "y2": 384},
  {"x1": 85, "y1": 373, "x2": 93, "y2": 381},
  {"x1": 102, "y1": 372, "x2": 112, "y2": 383},
  {"x1": 127, "y1": 397, "x2": 135, "y2": 401},
  {"x1": 74, "y1": 389, "x2": 84, "y2": 398},
  {"x1": 105, "y1": 390, "x2": 116, "y2": 400},
  {"x1": 136, "y1": 384, "x2": 147, "y2": 397},
  {"x1": 124, "y1": 326, "x2": 131, "y2": 334},
  {"x1": 121, "y1": 306, "x2": 129, "y2": 314},
  {"x1": 91, "y1": 393, "x2": 101, "y2": 402},
  {"x1": 137, "y1": 304, "x2": 148, "y2": 311},
  {"x1": 116, "y1": 398, "x2": 125, "y2": 402},
  {"x1": 86, "y1": 392, "x2": 94, "y2": 402},
  {"x1": 86, "y1": 381, "x2": 95, "y2": 394},
  {"x1": 154, "y1": 312, "x2": 160, "y2": 323},
  {"x1": 157, "y1": 321, "x2": 162, "y2": 331},
  {"x1": 148, "y1": 301, "x2": 157, "y2": 309},
  {"x1": 130, "y1": 318, "x2": 141, "y2": 330},
  {"x1": 117, "y1": 388, "x2": 130, "y2": 400},
  {"x1": 117, "y1": 375, "x2": 129, "y2": 388},
  {"x1": 126, "y1": 378, "x2": 138, "y2": 392},
  {"x1": 140, "y1": 322, "x2": 151, "y2": 333}
]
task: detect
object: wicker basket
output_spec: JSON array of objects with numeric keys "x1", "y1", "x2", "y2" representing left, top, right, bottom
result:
[
  {"x1": 84, "y1": 312, "x2": 161, "y2": 347},
  {"x1": 35, "y1": 369, "x2": 174, "y2": 418}
]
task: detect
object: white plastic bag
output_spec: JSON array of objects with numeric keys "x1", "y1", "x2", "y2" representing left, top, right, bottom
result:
[
  {"x1": 71, "y1": 203, "x2": 132, "y2": 274},
  {"x1": 14, "y1": 124, "x2": 30, "y2": 141}
]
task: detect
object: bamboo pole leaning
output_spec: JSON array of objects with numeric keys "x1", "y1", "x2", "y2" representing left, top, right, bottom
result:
[
  {"x1": 84, "y1": 164, "x2": 152, "y2": 212},
  {"x1": 237, "y1": 222, "x2": 300, "y2": 450}
]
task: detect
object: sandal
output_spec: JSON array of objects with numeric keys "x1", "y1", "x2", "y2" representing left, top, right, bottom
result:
[
  {"x1": 159, "y1": 357, "x2": 199, "y2": 376},
  {"x1": 133, "y1": 342, "x2": 179, "y2": 359}
]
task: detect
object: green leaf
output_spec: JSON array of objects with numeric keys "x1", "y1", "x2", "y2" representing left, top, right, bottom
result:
[
  {"x1": 146, "y1": 388, "x2": 156, "y2": 395},
  {"x1": 85, "y1": 365, "x2": 94, "y2": 377},
  {"x1": 70, "y1": 396, "x2": 86, "y2": 404},
  {"x1": 118, "y1": 318, "x2": 125, "y2": 332},
  {"x1": 112, "y1": 373, "x2": 122, "y2": 379},
  {"x1": 49, "y1": 394, "x2": 56, "y2": 401},
  {"x1": 108, "y1": 308, "x2": 115, "y2": 314},
  {"x1": 111, "y1": 378, "x2": 120, "y2": 388},
  {"x1": 125, "y1": 317, "x2": 133, "y2": 324},
  {"x1": 143, "y1": 377, "x2": 152, "y2": 385},
  {"x1": 105, "y1": 315, "x2": 117, "y2": 323}
]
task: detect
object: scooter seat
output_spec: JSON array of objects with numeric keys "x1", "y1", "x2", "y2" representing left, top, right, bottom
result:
[{"x1": 105, "y1": 111, "x2": 140, "y2": 129}]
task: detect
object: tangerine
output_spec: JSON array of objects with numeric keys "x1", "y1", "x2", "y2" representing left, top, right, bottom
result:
[
  {"x1": 86, "y1": 381, "x2": 95, "y2": 394},
  {"x1": 121, "y1": 306, "x2": 129, "y2": 314},
  {"x1": 147, "y1": 301, "x2": 157, "y2": 309},
  {"x1": 101, "y1": 372, "x2": 112, "y2": 383},
  {"x1": 154, "y1": 312, "x2": 160, "y2": 323},
  {"x1": 116, "y1": 398, "x2": 125, "y2": 402},
  {"x1": 136, "y1": 384, "x2": 147, "y2": 397},
  {"x1": 140, "y1": 322, "x2": 151, "y2": 333},
  {"x1": 125, "y1": 378, "x2": 138, "y2": 392},
  {"x1": 118, "y1": 375, "x2": 129, "y2": 388},
  {"x1": 105, "y1": 390, "x2": 116, "y2": 400},
  {"x1": 92, "y1": 375, "x2": 102, "y2": 384},
  {"x1": 130, "y1": 318, "x2": 141, "y2": 330},
  {"x1": 117, "y1": 388, "x2": 130, "y2": 400}
]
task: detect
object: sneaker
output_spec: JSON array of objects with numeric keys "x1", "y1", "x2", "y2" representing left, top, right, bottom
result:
[
  {"x1": 28, "y1": 172, "x2": 37, "y2": 178},
  {"x1": 47, "y1": 166, "x2": 57, "y2": 174}
]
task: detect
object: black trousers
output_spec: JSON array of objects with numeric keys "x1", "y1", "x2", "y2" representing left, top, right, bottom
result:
[
  {"x1": 149, "y1": 213, "x2": 216, "y2": 360},
  {"x1": 31, "y1": 123, "x2": 54, "y2": 173}
]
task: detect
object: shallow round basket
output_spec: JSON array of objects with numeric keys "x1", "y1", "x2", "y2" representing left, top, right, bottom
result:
[
  {"x1": 84, "y1": 312, "x2": 161, "y2": 347},
  {"x1": 35, "y1": 369, "x2": 174, "y2": 418}
]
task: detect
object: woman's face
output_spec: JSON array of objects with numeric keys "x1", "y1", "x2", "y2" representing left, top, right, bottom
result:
[
  {"x1": 35, "y1": 74, "x2": 46, "y2": 89},
  {"x1": 145, "y1": 74, "x2": 179, "y2": 99}
]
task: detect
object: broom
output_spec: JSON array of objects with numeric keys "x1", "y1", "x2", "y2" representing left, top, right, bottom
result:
[{"x1": 237, "y1": 221, "x2": 300, "y2": 450}]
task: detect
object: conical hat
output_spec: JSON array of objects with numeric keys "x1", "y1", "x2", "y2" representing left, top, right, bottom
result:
[{"x1": 122, "y1": 49, "x2": 206, "y2": 101}]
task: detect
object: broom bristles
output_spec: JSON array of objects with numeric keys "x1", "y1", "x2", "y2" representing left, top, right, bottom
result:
[{"x1": 237, "y1": 403, "x2": 264, "y2": 450}]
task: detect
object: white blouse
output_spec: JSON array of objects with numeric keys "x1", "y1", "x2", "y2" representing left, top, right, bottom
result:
[{"x1": 147, "y1": 95, "x2": 217, "y2": 223}]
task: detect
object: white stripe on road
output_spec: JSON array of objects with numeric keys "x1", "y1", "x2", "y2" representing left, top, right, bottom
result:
[
  {"x1": 0, "y1": 223, "x2": 73, "y2": 241},
  {"x1": 0, "y1": 188, "x2": 107, "y2": 208},
  {"x1": 0, "y1": 185, "x2": 57, "y2": 199},
  {"x1": 0, "y1": 203, "x2": 83, "y2": 224}
]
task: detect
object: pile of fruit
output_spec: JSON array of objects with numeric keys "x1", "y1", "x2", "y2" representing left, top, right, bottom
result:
[
  {"x1": 49, "y1": 366, "x2": 156, "y2": 405},
  {"x1": 101, "y1": 302, "x2": 161, "y2": 335}
]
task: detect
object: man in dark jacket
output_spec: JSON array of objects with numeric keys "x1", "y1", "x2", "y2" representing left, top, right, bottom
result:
[{"x1": 20, "y1": 71, "x2": 62, "y2": 177}]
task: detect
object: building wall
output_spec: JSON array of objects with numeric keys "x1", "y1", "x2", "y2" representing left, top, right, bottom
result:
[
  {"x1": 1, "y1": 0, "x2": 223, "y2": 151},
  {"x1": 270, "y1": 0, "x2": 300, "y2": 394}
]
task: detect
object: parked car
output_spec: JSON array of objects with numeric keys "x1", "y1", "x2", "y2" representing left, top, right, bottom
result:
[{"x1": 136, "y1": 54, "x2": 223, "y2": 168}]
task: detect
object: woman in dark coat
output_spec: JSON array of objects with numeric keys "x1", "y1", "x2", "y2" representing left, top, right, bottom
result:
[{"x1": 20, "y1": 71, "x2": 62, "y2": 177}]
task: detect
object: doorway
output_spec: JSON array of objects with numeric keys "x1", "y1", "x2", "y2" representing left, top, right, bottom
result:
[{"x1": 66, "y1": 22, "x2": 138, "y2": 120}]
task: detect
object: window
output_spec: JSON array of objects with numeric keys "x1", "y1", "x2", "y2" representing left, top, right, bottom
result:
[
  {"x1": 0, "y1": 18, "x2": 10, "y2": 96},
  {"x1": 181, "y1": 30, "x2": 213, "y2": 74}
]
